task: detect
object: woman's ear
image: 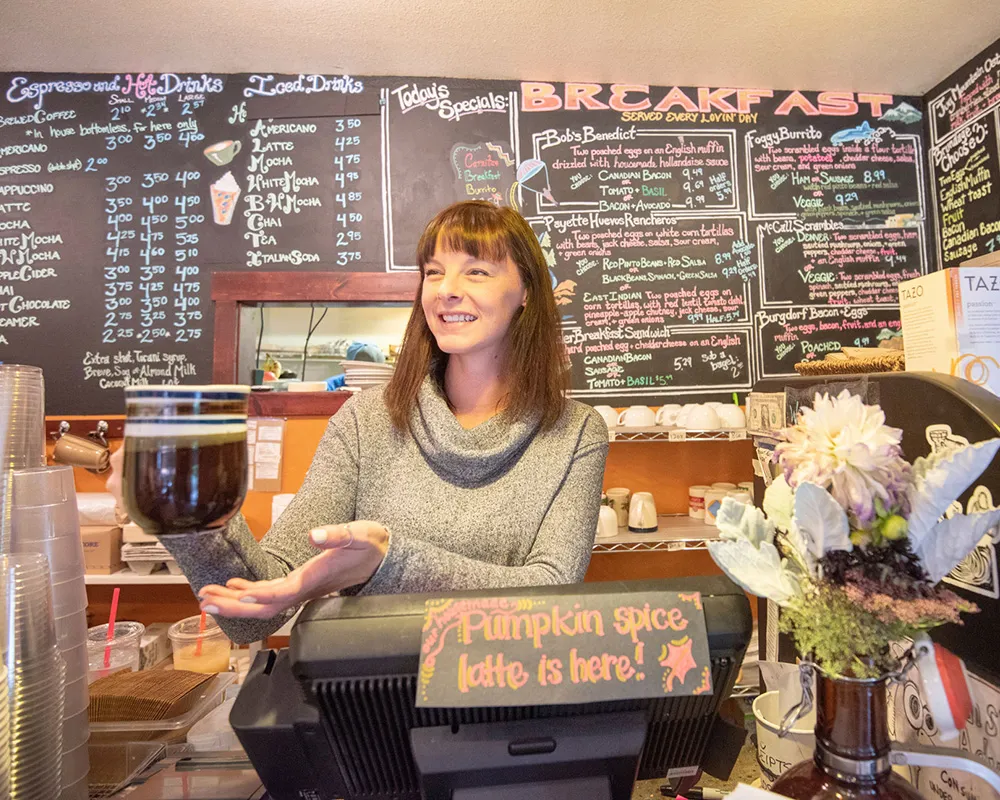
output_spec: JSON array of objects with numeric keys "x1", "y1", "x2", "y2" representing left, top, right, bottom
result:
[{"x1": 521, "y1": 287, "x2": 528, "y2": 307}]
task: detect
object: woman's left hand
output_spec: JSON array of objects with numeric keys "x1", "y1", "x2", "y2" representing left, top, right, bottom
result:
[{"x1": 197, "y1": 521, "x2": 389, "y2": 619}]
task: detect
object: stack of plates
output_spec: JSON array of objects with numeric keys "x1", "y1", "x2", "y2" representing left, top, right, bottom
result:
[
  {"x1": 339, "y1": 361, "x2": 395, "y2": 390},
  {"x1": 4, "y1": 553, "x2": 66, "y2": 800}
]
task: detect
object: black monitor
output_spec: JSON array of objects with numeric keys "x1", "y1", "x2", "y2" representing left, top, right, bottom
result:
[{"x1": 231, "y1": 576, "x2": 752, "y2": 800}]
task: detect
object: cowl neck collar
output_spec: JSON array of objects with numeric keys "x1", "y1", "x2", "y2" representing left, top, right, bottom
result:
[{"x1": 408, "y1": 375, "x2": 540, "y2": 485}]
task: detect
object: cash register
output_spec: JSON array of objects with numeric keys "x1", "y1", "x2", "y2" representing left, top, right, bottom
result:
[{"x1": 230, "y1": 576, "x2": 753, "y2": 800}]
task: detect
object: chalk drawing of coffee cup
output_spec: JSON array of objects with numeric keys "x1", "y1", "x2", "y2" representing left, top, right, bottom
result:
[{"x1": 204, "y1": 139, "x2": 242, "y2": 166}]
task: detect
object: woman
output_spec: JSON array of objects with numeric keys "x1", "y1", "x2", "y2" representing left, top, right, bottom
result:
[{"x1": 109, "y1": 201, "x2": 608, "y2": 644}]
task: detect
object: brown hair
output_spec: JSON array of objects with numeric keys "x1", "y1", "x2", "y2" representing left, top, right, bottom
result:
[{"x1": 384, "y1": 201, "x2": 568, "y2": 431}]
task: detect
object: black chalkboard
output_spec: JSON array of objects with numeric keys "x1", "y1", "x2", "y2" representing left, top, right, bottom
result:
[
  {"x1": 381, "y1": 80, "x2": 520, "y2": 269},
  {"x1": 926, "y1": 37, "x2": 1000, "y2": 268},
  {"x1": 0, "y1": 74, "x2": 930, "y2": 413},
  {"x1": 0, "y1": 73, "x2": 385, "y2": 413},
  {"x1": 515, "y1": 85, "x2": 929, "y2": 404}
]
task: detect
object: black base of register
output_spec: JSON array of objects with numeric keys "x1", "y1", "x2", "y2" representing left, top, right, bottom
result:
[
  {"x1": 231, "y1": 577, "x2": 752, "y2": 800},
  {"x1": 232, "y1": 649, "x2": 648, "y2": 800},
  {"x1": 410, "y1": 711, "x2": 647, "y2": 799}
]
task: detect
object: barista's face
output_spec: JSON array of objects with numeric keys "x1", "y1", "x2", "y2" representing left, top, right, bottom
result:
[{"x1": 421, "y1": 247, "x2": 526, "y2": 363}]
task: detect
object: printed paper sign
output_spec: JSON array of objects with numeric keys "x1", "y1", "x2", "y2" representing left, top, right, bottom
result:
[{"x1": 417, "y1": 591, "x2": 713, "y2": 707}]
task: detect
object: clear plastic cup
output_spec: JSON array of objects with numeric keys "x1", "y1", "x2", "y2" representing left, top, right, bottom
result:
[
  {"x1": 87, "y1": 621, "x2": 144, "y2": 681},
  {"x1": 63, "y1": 675, "x2": 89, "y2": 717},
  {"x1": 51, "y1": 575, "x2": 87, "y2": 618},
  {"x1": 54, "y1": 609, "x2": 88, "y2": 650},
  {"x1": 61, "y1": 642, "x2": 88, "y2": 684},
  {"x1": 61, "y1": 741, "x2": 90, "y2": 784},
  {"x1": 3, "y1": 554, "x2": 58, "y2": 665},
  {"x1": 169, "y1": 615, "x2": 232, "y2": 673}
]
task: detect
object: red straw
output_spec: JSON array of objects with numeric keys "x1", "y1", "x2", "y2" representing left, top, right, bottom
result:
[
  {"x1": 104, "y1": 586, "x2": 120, "y2": 669},
  {"x1": 194, "y1": 610, "x2": 207, "y2": 657}
]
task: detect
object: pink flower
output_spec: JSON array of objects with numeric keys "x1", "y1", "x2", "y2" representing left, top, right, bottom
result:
[{"x1": 841, "y1": 580, "x2": 977, "y2": 626}]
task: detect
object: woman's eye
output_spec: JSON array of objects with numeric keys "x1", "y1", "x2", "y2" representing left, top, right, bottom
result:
[{"x1": 469, "y1": 269, "x2": 489, "y2": 276}]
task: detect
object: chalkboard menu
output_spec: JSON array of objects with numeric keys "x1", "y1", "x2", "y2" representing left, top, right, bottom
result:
[
  {"x1": 0, "y1": 74, "x2": 929, "y2": 413},
  {"x1": 926, "y1": 36, "x2": 1000, "y2": 267}
]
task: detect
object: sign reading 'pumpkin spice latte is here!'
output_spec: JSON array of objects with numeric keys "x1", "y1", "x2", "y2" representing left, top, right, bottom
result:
[{"x1": 416, "y1": 591, "x2": 713, "y2": 707}]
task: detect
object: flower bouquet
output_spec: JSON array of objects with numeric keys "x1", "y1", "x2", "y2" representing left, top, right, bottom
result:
[{"x1": 709, "y1": 390, "x2": 1000, "y2": 677}]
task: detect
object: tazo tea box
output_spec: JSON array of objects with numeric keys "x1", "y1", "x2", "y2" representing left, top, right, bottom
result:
[{"x1": 898, "y1": 267, "x2": 1000, "y2": 397}]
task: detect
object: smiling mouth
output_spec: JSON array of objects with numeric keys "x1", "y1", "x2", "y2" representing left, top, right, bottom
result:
[{"x1": 439, "y1": 313, "x2": 478, "y2": 324}]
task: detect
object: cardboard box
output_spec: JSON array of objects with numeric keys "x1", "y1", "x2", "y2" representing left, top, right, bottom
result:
[
  {"x1": 898, "y1": 267, "x2": 1000, "y2": 397},
  {"x1": 80, "y1": 525, "x2": 122, "y2": 574},
  {"x1": 139, "y1": 622, "x2": 172, "y2": 670},
  {"x1": 122, "y1": 522, "x2": 158, "y2": 544}
]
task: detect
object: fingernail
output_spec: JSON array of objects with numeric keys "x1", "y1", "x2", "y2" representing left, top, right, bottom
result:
[
  {"x1": 239, "y1": 596, "x2": 257, "y2": 604},
  {"x1": 310, "y1": 528, "x2": 327, "y2": 544},
  {"x1": 202, "y1": 605, "x2": 219, "y2": 615}
]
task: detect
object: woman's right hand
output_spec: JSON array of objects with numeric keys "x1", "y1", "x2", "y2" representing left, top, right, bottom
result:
[{"x1": 197, "y1": 521, "x2": 390, "y2": 619}]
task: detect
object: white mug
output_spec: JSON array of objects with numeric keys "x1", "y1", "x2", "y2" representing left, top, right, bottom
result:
[
  {"x1": 686, "y1": 405, "x2": 722, "y2": 430},
  {"x1": 655, "y1": 404, "x2": 682, "y2": 427},
  {"x1": 605, "y1": 487, "x2": 631, "y2": 528},
  {"x1": 593, "y1": 405, "x2": 619, "y2": 429},
  {"x1": 597, "y1": 505, "x2": 619, "y2": 538},
  {"x1": 618, "y1": 405, "x2": 656, "y2": 428},
  {"x1": 628, "y1": 491, "x2": 658, "y2": 533},
  {"x1": 716, "y1": 405, "x2": 747, "y2": 429},
  {"x1": 676, "y1": 404, "x2": 697, "y2": 428}
]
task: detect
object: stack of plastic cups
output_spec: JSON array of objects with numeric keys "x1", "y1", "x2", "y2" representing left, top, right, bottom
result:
[
  {"x1": 0, "y1": 365, "x2": 46, "y2": 553},
  {"x1": 10, "y1": 467, "x2": 89, "y2": 800},
  {"x1": 0, "y1": 663, "x2": 9, "y2": 798},
  {"x1": 3, "y1": 553, "x2": 66, "y2": 800}
]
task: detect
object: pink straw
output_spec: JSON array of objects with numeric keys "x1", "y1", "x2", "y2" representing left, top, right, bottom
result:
[
  {"x1": 194, "y1": 611, "x2": 207, "y2": 657},
  {"x1": 104, "y1": 587, "x2": 120, "y2": 669}
]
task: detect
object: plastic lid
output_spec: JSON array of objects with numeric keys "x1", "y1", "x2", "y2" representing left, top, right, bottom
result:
[{"x1": 169, "y1": 614, "x2": 229, "y2": 643}]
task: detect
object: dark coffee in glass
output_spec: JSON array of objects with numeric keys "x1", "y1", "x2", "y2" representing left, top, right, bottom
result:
[{"x1": 122, "y1": 385, "x2": 249, "y2": 536}]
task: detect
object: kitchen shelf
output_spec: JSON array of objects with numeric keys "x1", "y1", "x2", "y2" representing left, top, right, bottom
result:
[
  {"x1": 593, "y1": 515, "x2": 720, "y2": 553},
  {"x1": 85, "y1": 569, "x2": 190, "y2": 585},
  {"x1": 258, "y1": 350, "x2": 347, "y2": 362},
  {"x1": 608, "y1": 428, "x2": 747, "y2": 442},
  {"x1": 257, "y1": 350, "x2": 398, "y2": 364}
]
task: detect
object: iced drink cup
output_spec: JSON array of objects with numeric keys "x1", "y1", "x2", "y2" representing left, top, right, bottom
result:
[{"x1": 210, "y1": 171, "x2": 240, "y2": 225}]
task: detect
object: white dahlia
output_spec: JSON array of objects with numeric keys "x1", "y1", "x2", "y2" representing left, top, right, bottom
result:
[{"x1": 776, "y1": 390, "x2": 910, "y2": 528}]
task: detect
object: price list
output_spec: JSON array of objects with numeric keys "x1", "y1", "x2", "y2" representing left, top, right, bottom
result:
[
  {"x1": 332, "y1": 116, "x2": 367, "y2": 267},
  {"x1": 99, "y1": 167, "x2": 206, "y2": 381}
]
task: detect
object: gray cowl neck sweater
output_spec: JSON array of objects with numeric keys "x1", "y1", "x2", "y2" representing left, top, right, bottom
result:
[{"x1": 159, "y1": 376, "x2": 609, "y2": 643}]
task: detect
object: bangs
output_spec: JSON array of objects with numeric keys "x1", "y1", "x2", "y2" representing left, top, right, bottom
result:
[{"x1": 416, "y1": 203, "x2": 513, "y2": 270}]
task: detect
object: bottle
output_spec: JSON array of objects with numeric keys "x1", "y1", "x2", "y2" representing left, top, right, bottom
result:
[{"x1": 771, "y1": 671, "x2": 923, "y2": 800}]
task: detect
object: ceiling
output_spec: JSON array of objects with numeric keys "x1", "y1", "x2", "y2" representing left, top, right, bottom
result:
[{"x1": 1, "y1": 0, "x2": 999, "y2": 97}]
